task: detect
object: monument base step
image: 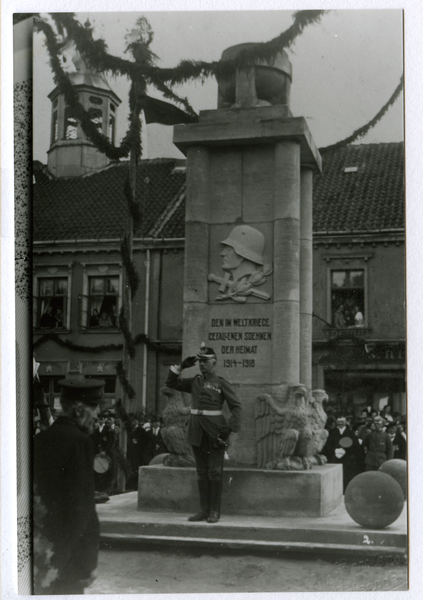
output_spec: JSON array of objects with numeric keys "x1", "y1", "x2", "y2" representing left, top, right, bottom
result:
[
  {"x1": 138, "y1": 464, "x2": 343, "y2": 518},
  {"x1": 97, "y1": 492, "x2": 407, "y2": 557}
]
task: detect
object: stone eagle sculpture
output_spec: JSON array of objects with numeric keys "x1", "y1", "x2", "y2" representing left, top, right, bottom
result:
[
  {"x1": 308, "y1": 389, "x2": 329, "y2": 465},
  {"x1": 160, "y1": 386, "x2": 195, "y2": 467},
  {"x1": 255, "y1": 384, "x2": 328, "y2": 470}
]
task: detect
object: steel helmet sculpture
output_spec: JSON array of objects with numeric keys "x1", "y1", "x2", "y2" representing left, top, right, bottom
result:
[
  {"x1": 220, "y1": 225, "x2": 265, "y2": 266},
  {"x1": 208, "y1": 225, "x2": 272, "y2": 303}
]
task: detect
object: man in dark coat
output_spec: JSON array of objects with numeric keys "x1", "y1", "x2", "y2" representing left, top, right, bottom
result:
[
  {"x1": 387, "y1": 423, "x2": 407, "y2": 460},
  {"x1": 143, "y1": 417, "x2": 168, "y2": 463},
  {"x1": 165, "y1": 343, "x2": 242, "y2": 523},
  {"x1": 92, "y1": 413, "x2": 117, "y2": 493},
  {"x1": 126, "y1": 419, "x2": 149, "y2": 488},
  {"x1": 33, "y1": 374, "x2": 104, "y2": 595},
  {"x1": 363, "y1": 416, "x2": 394, "y2": 470},
  {"x1": 322, "y1": 416, "x2": 364, "y2": 492}
]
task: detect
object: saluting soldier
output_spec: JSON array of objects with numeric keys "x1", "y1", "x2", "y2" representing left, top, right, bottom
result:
[
  {"x1": 165, "y1": 343, "x2": 242, "y2": 523},
  {"x1": 33, "y1": 374, "x2": 104, "y2": 595}
]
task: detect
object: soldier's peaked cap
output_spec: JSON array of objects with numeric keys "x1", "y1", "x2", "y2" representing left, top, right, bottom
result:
[
  {"x1": 197, "y1": 342, "x2": 216, "y2": 360},
  {"x1": 58, "y1": 374, "x2": 105, "y2": 405}
]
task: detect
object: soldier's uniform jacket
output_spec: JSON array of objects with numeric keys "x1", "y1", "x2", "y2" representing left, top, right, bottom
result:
[
  {"x1": 165, "y1": 368, "x2": 242, "y2": 446},
  {"x1": 363, "y1": 429, "x2": 394, "y2": 468},
  {"x1": 34, "y1": 416, "x2": 99, "y2": 589}
]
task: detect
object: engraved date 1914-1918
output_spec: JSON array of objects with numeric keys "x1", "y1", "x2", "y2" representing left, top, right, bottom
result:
[{"x1": 223, "y1": 359, "x2": 255, "y2": 368}]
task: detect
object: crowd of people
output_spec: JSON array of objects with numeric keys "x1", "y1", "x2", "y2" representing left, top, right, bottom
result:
[
  {"x1": 32, "y1": 358, "x2": 406, "y2": 594},
  {"x1": 91, "y1": 412, "x2": 167, "y2": 494},
  {"x1": 321, "y1": 404, "x2": 407, "y2": 492},
  {"x1": 33, "y1": 400, "x2": 169, "y2": 495}
]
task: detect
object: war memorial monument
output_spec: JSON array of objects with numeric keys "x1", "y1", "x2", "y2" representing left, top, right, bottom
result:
[{"x1": 138, "y1": 45, "x2": 344, "y2": 518}]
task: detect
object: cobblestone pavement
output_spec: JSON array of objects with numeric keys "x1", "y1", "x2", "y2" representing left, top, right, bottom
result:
[{"x1": 87, "y1": 543, "x2": 408, "y2": 594}]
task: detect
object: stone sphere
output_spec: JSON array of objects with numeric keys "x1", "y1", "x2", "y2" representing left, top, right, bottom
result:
[
  {"x1": 379, "y1": 459, "x2": 407, "y2": 499},
  {"x1": 345, "y1": 471, "x2": 404, "y2": 529}
]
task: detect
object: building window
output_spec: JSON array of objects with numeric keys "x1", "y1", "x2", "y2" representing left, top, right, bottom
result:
[
  {"x1": 37, "y1": 277, "x2": 68, "y2": 329},
  {"x1": 88, "y1": 276, "x2": 119, "y2": 328},
  {"x1": 331, "y1": 269, "x2": 365, "y2": 328},
  {"x1": 64, "y1": 107, "x2": 78, "y2": 140},
  {"x1": 89, "y1": 95, "x2": 103, "y2": 105},
  {"x1": 110, "y1": 103, "x2": 116, "y2": 112},
  {"x1": 108, "y1": 115, "x2": 115, "y2": 143},
  {"x1": 51, "y1": 110, "x2": 58, "y2": 143},
  {"x1": 88, "y1": 107, "x2": 103, "y2": 133},
  {"x1": 39, "y1": 375, "x2": 63, "y2": 409}
]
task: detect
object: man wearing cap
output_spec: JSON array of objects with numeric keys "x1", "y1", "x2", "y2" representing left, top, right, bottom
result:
[
  {"x1": 362, "y1": 416, "x2": 394, "y2": 471},
  {"x1": 165, "y1": 343, "x2": 242, "y2": 523},
  {"x1": 33, "y1": 374, "x2": 104, "y2": 594}
]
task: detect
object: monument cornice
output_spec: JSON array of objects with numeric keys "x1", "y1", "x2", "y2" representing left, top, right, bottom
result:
[{"x1": 174, "y1": 106, "x2": 322, "y2": 173}]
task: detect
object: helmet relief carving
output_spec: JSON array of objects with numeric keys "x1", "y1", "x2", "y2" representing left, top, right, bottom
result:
[{"x1": 208, "y1": 225, "x2": 273, "y2": 303}]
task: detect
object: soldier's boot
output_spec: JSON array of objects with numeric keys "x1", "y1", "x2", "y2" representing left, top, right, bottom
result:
[
  {"x1": 188, "y1": 477, "x2": 210, "y2": 521},
  {"x1": 207, "y1": 479, "x2": 222, "y2": 523}
]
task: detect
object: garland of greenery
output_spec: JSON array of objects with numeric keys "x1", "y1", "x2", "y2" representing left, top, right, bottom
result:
[
  {"x1": 320, "y1": 75, "x2": 404, "y2": 154},
  {"x1": 116, "y1": 361, "x2": 136, "y2": 399},
  {"x1": 118, "y1": 308, "x2": 136, "y2": 359},
  {"x1": 36, "y1": 12, "x2": 404, "y2": 165},
  {"x1": 37, "y1": 11, "x2": 327, "y2": 127},
  {"x1": 47, "y1": 11, "x2": 327, "y2": 87},
  {"x1": 120, "y1": 235, "x2": 140, "y2": 300},
  {"x1": 33, "y1": 331, "x2": 182, "y2": 354},
  {"x1": 124, "y1": 175, "x2": 142, "y2": 231}
]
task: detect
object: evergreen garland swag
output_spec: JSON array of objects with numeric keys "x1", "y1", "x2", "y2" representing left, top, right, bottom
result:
[
  {"x1": 33, "y1": 332, "x2": 182, "y2": 355},
  {"x1": 118, "y1": 308, "x2": 136, "y2": 359},
  {"x1": 120, "y1": 236, "x2": 140, "y2": 301},
  {"x1": 116, "y1": 361, "x2": 136, "y2": 400},
  {"x1": 34, "y1": 11, "x2": 405, "y2": 162}
]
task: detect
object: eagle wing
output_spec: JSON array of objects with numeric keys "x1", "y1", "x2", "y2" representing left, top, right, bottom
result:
[
  {"x1": 161, "y1": 425, "x2": 192, "y2": 455},
  {"x1": 255, "y1": 393, "x2": 286, "y2": 468},
  {"x1": 161, "y1": 396, "x2": 192, "y2": 456},
  {"x1": 307, "y1": 396, "x2": 329, "y2": 455}
]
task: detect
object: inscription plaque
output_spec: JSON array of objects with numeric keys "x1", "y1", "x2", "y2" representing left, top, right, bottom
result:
[{"x1": 208, "y1": 304, "x2": 272, "y2": 383}]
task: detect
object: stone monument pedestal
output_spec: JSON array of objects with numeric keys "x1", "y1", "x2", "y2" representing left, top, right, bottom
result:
[{"x1": 138, "y1": 464, "x2": 343, "y2": 518}]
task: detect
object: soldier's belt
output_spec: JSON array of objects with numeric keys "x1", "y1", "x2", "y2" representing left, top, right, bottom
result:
[{"x1": 191, "y1": 409, "x2": 223, "y2": 416}]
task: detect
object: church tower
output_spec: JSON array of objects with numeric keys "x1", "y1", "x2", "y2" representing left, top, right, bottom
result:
[{"x1": 47, "y1": 42, "x2": 121, "y2": 178}]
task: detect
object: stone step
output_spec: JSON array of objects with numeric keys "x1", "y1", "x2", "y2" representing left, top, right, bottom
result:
[
  {"x1": 100, "y1": 532, "x2": 405, "y2": 557},
  {"x1": 97, "y1": 492, "x2": 407, "y2": 557}
]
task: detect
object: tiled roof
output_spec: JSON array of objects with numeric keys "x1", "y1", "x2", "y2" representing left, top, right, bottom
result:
[
  {"x1": 33, "y1": 159, "x2": 186, "y2": 241},
  {"x1": 33, "y1": 143, "x2": 404, "y2": 242},
  {"x1": 313, "y1": 143, "x2": 404, "y2": 233}
]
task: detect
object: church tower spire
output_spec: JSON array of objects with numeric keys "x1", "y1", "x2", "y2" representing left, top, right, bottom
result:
[{"x1": 47, "y1": 41, "x2": 121, "y2": 177}]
